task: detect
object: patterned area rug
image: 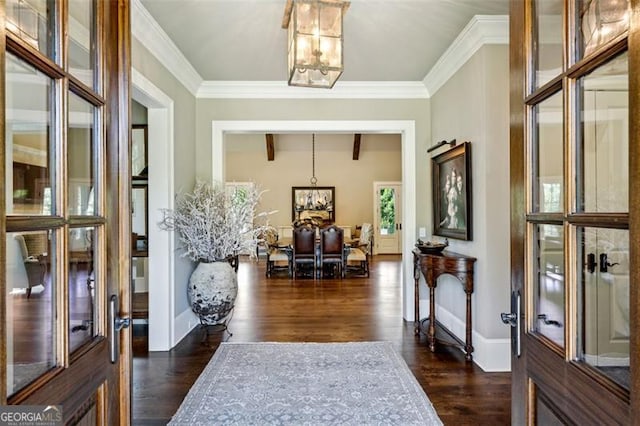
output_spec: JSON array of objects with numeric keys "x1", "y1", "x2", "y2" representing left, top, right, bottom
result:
[{"x1": 169, "y1": 341, "x2": 443, "y2": 425}]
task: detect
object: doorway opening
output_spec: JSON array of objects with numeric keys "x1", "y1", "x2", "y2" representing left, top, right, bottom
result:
[{"x1": 212, "y1": 120, "x2": 416, "y2": 320}]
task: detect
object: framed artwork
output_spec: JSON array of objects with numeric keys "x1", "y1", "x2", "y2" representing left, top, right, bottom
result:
[
  {"x1": 132, "y1": 124, "x2": 148, "y2": 177},
  {"x1": 292, "y1": 186, "x2": 335, "y2": 223},
  {"x1": 432, "y1": 142, "x2": 472, "y2": 240}
]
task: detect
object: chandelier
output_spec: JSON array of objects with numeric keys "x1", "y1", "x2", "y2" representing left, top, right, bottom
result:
[
  {"x1": 294, "y1": 134, "x2": 326, "y2": 222},
  {"x1": 282, "y1": 0, "x2": 350, "y2": 89},
  {"x1": 309, "y1": 133, "x2": 318, "y2": 187}
]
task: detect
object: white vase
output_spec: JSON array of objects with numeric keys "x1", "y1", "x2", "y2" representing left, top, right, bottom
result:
[{"x1": 188, "y1": 260, "x2": 238, "y2": 325}]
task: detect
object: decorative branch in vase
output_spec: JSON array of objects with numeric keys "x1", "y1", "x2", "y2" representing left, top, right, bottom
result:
[{"x1": 160, "y1": 180, "x2": 275, "y2": 327}]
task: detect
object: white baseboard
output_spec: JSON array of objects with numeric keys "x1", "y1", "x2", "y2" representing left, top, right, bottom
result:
[
  {"x1": 471, "y1": 331, "x2": 511, "y2": 372},
  {"x1": 423, "y1": 305, "x2": 511, "y2": 372},
  {"x1": 174, "y1": 307, "x2": 199, "y2": 347}
]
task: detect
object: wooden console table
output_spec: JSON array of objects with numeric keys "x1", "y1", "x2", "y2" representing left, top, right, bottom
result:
[{"x1": 413, "y1": 249, "x2": 477, "y2": 361}]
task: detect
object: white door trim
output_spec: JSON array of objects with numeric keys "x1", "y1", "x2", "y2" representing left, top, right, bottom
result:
[
  {"x1": 212, "y1": 120, "x2": 417, "y2": 321},
  {"x1": 132, "y1": 69, "x2": 176, "y2": 351}
]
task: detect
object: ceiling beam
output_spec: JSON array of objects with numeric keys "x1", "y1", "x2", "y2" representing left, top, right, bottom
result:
[
  {"x1": 266, "y1": 134, "x2": 275, "y2": 161},
  {"x1": 353, "y1": 133, "x2": 361, "y2": 160}
]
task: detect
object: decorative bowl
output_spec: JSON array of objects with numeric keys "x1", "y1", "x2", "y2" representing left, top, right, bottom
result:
[{"x1": 415, "y1": 240, "x2": 448, "y2": 254}]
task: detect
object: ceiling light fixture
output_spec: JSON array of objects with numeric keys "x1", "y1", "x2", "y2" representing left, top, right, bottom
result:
[
  {"x1": 295, "y1": 134, "x2": 324, "y2": 219},
  {"x1": 282, "y1": 0, "x2": 350, "y2": 89}
]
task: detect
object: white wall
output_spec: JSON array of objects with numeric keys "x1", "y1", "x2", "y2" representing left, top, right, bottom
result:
[{"x1": 430, "y1": 44, "x2": 510, "y2": 371}]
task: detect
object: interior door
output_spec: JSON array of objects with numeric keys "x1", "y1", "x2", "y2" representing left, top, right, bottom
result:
[
  {"x1": 509, "y1": 0, "x2": 637, "y2": 423},
  {"x1": 373, "y1": 182, "x2": 401, "y2": 254},
  {"x1": 1, "y1": 0, "x2": 132, "y2": 423}
]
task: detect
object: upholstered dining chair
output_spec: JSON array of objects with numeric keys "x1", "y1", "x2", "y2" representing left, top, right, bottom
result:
[
  {"x1": 292, "y1": 225, "x2": 316, "y2": 279},
  {"x1": 319, "y1": 225, "x2": 345, "y2": 278},
  {"x1": 265, "y1": 228, "x2": 291, "y2": 277},
  {"x1": 346, "y1": 222, "x2": 373, "y2": 277}
]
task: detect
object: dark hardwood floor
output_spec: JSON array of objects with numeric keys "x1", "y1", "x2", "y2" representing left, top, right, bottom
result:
[{"x1": 132, "y1": 255, "x2": 511, "y2": 425}]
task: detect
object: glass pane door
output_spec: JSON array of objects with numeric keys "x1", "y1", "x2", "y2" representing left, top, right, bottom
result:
[
  {"x1": 512, "y1": 0, "x2": 634, "y2": 422},
  {"x1": 577, "y1": 227, "x2": 629, "y2": 388},
  {"x1": 577, "y1": 52, "x2": 629, "y2": 213},
  {"x1": 375, "y1": 183, "x2": 401, "y2": 254}
]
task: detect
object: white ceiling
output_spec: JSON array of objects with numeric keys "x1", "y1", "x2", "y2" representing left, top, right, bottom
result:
[{"x1": 138, "y1": 0, "x2": 510, "y2": 83}]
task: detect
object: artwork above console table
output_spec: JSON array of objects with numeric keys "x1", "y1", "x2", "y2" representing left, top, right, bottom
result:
[{"x1": 412, "y1": 248, "x2": 477, "y2": 361}]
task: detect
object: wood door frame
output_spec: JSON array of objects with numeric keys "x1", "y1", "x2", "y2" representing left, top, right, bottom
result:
[
  {"x1": 510, "y1": 0, "x2": 640, "y2": 423},
  {"x1": 0, "y1": 0, "x2": 132, "y2": 422},
  {"x1": 509, "y1": 1, "x2": 527, "y2": 422}
]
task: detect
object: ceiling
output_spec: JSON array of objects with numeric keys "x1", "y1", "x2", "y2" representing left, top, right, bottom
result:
[{"x1": 138, "y1": 0, "x2": 510, "y2": 83}]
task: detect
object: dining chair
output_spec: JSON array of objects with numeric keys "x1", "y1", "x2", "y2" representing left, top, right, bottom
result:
[
  {"x1": 346, "y1": 222, "x2": 373, "y2": 277},
  {"x1": 319, "y1": 225, "x2": 345, "y2": 278},
  {"x1": 292, "y1": 225, "x2": 316, "y2": 279},
  {"x1": 265, "y1": 228, "x2": 291, "y2": 277}
]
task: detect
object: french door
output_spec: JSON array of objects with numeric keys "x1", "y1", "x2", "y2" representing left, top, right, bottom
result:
[
  {"x1": 1, "y1": 0, "x2": 132, "y2": 423},
  {"x1": 373, "y1": 182, "x2": 401, "y2": 254},
  {"x1": 510, "y1": 0, "x2": 639, "y2": 423}
]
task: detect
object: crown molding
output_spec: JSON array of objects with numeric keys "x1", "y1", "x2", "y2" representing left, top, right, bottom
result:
[
  {"x1": 132, "y1": 3, "x2": 505, "y2": 100},
  {"x1": 423, "y1": 15, "x2": 509, "y2": 97},
  {"x1": 197, "y1": 80, "x2": 430, "y2": 99},
  {"x1": 131, "y1": 0, "x2": 203, "y2": 96}
]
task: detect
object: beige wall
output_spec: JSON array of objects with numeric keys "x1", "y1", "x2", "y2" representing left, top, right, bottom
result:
[
  {"x1": 195, "y1": 98, "x2": 431, "y2": 228},
  {"x1": 225, "y1": 133, "x2": 402, "y2": 228},
  {"x1": 133, "y1": 29, "x2": 511, "y2": 367},
  {"x1": 431, "y1": 44, "x2": 510, "y2": 348},
  {"x1": 132, "y1": 99, "x2": 148, "y2": 125}
]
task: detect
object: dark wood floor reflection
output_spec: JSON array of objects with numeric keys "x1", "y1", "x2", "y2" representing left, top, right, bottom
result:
[{"x1": 132, "y1": 255, "x2": 511, "y2": 425}]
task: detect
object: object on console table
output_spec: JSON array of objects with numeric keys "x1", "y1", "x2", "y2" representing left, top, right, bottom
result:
[
  {"x1": 415, "y1": 238, "x2": 448, "y2": 254},
  {"x1": 412, "y1": 248, "x2": 476, "y2": 361}
]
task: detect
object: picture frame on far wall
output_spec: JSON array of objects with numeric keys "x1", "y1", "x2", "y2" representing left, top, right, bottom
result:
[
  {"x1": 432, "y1": 142, "x2": 472, "y2": 241},
  {"x1": 292, "y1": 186, "x2": 335, "y2": 223}
]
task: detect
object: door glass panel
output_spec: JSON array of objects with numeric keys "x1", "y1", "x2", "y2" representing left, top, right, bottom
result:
[
  {"x1": 68, "y1": 0, "x2": 96, "y2": 89},
  {"x1": 69, "y1": 227, "x2": 97, "y2": 353},
  {"x1": 378, "y1": 188, "x2": 396, "y2": 235},
  {"x1": 577, "y1": 52, "x2": 628, "y2": 213},
  {"x1": 579, "y1": 0, "x2": 630, "y2": 58},
  {"x1": 577, "y1": 227, "x2": 629, "y2": 389},
  {"x1": 68, "y1": 92, "x2": 96, "y2": 216},
  {"x1": 533, "y1": 92, "x2": 564, "y2": 213},
  {"x1": 533, "y1": 0, "x2": 563, "y2": 89},
  {"x1": 6, "y1": 0, "x2": 54, "y2": 59},
  {"x1": 5, "y1": 230, "x2": 56, "y2": 396},
  {"x1": 532, "y1": 224, "x2": 565, "y2": 347},
  {"x1": 6, "y1": 53, "x2": 54, "y2": 216}
]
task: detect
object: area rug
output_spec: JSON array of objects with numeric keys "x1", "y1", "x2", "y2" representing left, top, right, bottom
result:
[{"x1": 169, "y1": 341, "x2": 442, "y2": 425}]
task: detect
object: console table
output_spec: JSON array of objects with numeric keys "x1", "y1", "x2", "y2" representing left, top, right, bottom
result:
[{"x1": 413, "y1": 249, "x2": 477, "y2": 361}]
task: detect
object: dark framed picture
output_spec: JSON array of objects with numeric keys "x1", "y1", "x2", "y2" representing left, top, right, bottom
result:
[
  {"x1": 292, "y1": 186, "x2": 335, "y2": 223},
  {"x1": 432, "y1": 142, "x2": 472, "y2": 240}
]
